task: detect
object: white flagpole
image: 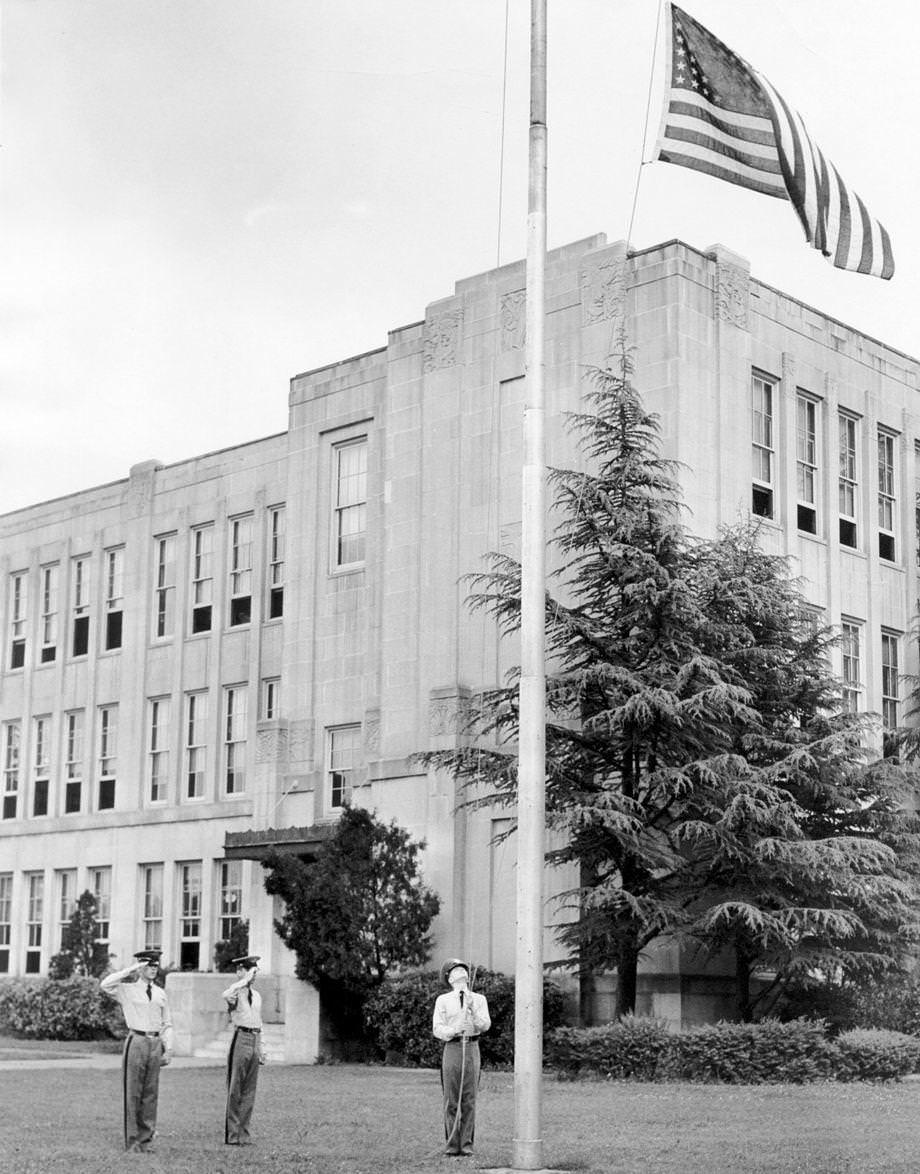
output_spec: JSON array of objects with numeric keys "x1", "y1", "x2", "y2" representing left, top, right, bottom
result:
[{"x1": 512, "y1": 0, "x2": 546, "y2": 1168}]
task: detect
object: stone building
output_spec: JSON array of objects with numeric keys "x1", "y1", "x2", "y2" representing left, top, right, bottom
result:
[{"x1": 1, "y1": 234, "x2": 918, "y2": 1045}]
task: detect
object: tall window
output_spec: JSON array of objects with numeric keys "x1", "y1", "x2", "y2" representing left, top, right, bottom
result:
[
  {"x1": 89, "y1": 866, "x2": 111, "y2": 942},
  {"x1": 141, "y1": 864, "x2": 163, "y2": 950},
  {"x1": 751, "y1": 374, "x2": 775, "y2": 519},
  {"x1": 178, "y1": 861, "x2": 202, "y2": 970},
  {"x1": 9, "y1": 571, "x2": 28, "y2": 669},
  {"x1": 56, "y1": 869, "x2": 77, "y2": 949},
  {"x1": 148, "y1": 698, "x2": 171, "y2": 804},
  {"x1": 98, "y1": 705, "x2": 117, "y2": 810},
  {"x1": 262, "y1": 677, "x2": 280, "y2": 721},
  {"x1": 334, "y1": 439, "x2": 368, "y2": 568},
  {"x1": 839, "y1": 414, "x2": 859, "y2": 549},
  {"x1": 153, "y1": 535, "x2": 176, "y2": 639},
  {"x1": 878, "y1": 430, "x2": 898, "y2": 562},
  {"x1": 32, "y1": 716, "x2": 50, "y2": 817},
  {"x1": 268, "y1": 506, "x2": 285, "y2": 619},
  {"x1": 0, "y1": 873, "x2": 11, "y2": 973},
  {"x1": 25, "y1": 872, "x2": 43, "y2": 973},
  {"x1": 223, "y1": 686, "x2": 247, "y2": 795},
  {"x1": 190, "y1": 525, "x2": 214, "y2": 633},
  {"x1": 217, "y1": 860, "x2": 243, "y2": 942},
  {"x1": 64, "y1": 711, "x2": 83, "y2": 814},
  {"x1": 229, "y1": 516, "x2": 253, "y2": 626},
  {"x1": 881, "y1": 631, "x2": 900, "y2": 736},
  {"x1": 2, "y1": 722, "x2": 20, "y2": 820},
  {"x1": 71, "y1": 555, "x2": 91, "y2": 657},
  {"x1": 104, "y1": 548, "x2": 124, "y2": 651},
  {"x1": 327, "y1": 724, "x2": 361, "y2": 810},
  {"x1": 40, "y1": 565, "x2": 58, "y2": 663},
  {"x1": 840, "y1": 621, "x2": 862, "y2": 713},
  {"x1": 185, "y1": 692, "x2": 208, "y2": 800},
  {"x1": 796, "y1": 395, "x2": 818, "y2": 534}
]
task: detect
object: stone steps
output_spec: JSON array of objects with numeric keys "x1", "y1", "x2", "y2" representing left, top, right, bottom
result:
[{"x1": 193, "y1": 1022, "x2": 286, "y2": 1064}]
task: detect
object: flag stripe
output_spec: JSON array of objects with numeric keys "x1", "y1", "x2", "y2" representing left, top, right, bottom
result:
[{"x1": 653, "y1": 3, "x2": 894, "y2": 280}]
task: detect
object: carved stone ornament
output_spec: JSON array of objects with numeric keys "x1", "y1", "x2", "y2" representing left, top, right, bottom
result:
[
  {"x1": 256, "y1": 726, "x2": 289, "y2": 765},
  {"x1": 580, "y1": 256, "x2": 626, "y2": 326},
  {"x1": 364, "y1": 710, "x2": 381, "y2": 756},
  {"x1": 287, "y1": 719, "x2": 314, "y2": 765},
  {"x1": 500, "y1": 289, "x2": 526, "y2": 351},
  {"x1": 782, "y1": 352, "x2": 796, "y2": 382},
  {"x1": 715, "y1": 262, "x2": 749, "y2": 328},
  {"x1": 428, "y1": 692, "x2": 471, "y2": 738},
  {"x1": 423, "y1": 307, "x2": 463, "y2": 372}
]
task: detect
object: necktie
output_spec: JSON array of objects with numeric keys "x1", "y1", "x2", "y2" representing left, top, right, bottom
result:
[
  {"x1": 247, "y1": 989, "x2": 253, "y2": 1006},
  {"x1": 459, "y1": 990, "x2": 464, "y2": 1009},
  {"x1": 146, "y1": 983, "x2": 152, "y2": 1001}
]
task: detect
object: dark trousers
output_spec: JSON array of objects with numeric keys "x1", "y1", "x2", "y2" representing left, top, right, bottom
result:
[
  {"x1": 441, "y1": 1038, "x2": 480, "y2": 1154},
  {"x1": 225, "y1": 1029, "x2": 261, "y2": 1144},
  {"x1": 122, "y1": 1033, "x2": 162, "y2": 1151}
]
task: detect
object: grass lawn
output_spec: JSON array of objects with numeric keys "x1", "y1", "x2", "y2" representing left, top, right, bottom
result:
[{"x1": 2, "y1": 1062, "x2": 920, "y2": 1173}]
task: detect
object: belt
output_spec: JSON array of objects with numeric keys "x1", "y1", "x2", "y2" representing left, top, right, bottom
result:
[
  {"x1": 130, "y1": 1030, "x2": 160, "y2": 1038},
  {"x1": 235, "y1": 1026, "x2": 261, "y2": 1033},
  {"x1": 447, "y1": 1035, "x2": 479, "y2": 1042}
]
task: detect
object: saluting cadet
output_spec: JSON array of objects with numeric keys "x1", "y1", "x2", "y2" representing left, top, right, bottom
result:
[
  {"x1": 100, "y1": 948, "x2": 173, "y2": 1153},
  {"x1": 222, "y1": 954, "x2": 266, "y2": 1146},
  {"x1": 432, "y1": 958, "x2": 491, "y2": 1157}
]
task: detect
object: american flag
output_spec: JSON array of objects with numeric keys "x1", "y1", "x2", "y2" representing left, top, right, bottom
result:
[{"x1": 653, "y1": 3, "x2": 894, "y2": 279}]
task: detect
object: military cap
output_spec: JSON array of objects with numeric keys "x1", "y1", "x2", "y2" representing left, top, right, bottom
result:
[
  {"x1": 440, "y1": 957, "x2": 470, "y2": 986},
  {"x1": 134, "y1": 949, "x2": 162, "y2": 964},
  {"x1": 232, "y1": 955, "x2": 261, "y2": 968}
]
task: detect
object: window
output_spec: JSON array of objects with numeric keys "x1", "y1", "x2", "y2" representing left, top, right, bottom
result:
[
  {"x1": 185, "y1": 692, "x2": 208, "y2": 800},
  {"x1": 148, "y1": 698, "x2": 171, "y2": 804},
  {"x1": 56, "y1": 869, "x2": 77, "y2": 949},
  {"x1": 98, "y1": 705, "x2": 117, "y2": 810},
  {"x1": 839, "y1": 414, "x2": 859, "y2": 548},
  {"x1": 32, "y1": 716, "x2": 50, "y2": 817},
  {"x1": 223, "y1": 686, "x2": 247, "y2": 795},
  {"x1": 841, "y1": 621, "x2": 862, "y2": 713},
  {"x1": 71, "y1": 556, "x2": 91, "y2": 657},
  {"x1": 229, "y1": 516, "x2": 253, "y2": 626},
  {"x1": 178, "y1": 861, "x2": 202, "y2": 969},
  {"x1": 334, "y1": 439, "x2": 368, "y2": 568},
  {"x1": 25, "y1": 872, "x2": 43, "y2": 973},
  {"x1": 64, "y1": 712, "x2": 84, "y2": 814},
  {"x1": 882, "y1": 631, "x2": 900, "y2": 736},
  {"x1": 0, "y1": 873, "x2": 11, "y2": 973},
  {"x1": 796, "y1": 395, "x2": 819, "y2": 534},
  {"x1": 40, "y1": 565, "x2": 58, "y2": 663},
  {"x1": 878, "y1": 430, "x2": 898, "y2": 562},
  {"x1": 104, "y1": 548, "x2": 124, "y2": 651},
  {"x1": 751, "y1": 374, "x2": 775, "y2": 519},
  {"x1": 262, "y1": 677, "x2": 280, "y2": 721},
  {"x1": 153, "y1": 535, "x2": 176, "y2": 639},
  {"x1": 89, "y1": 866, "x2": 111, "y2": 942},
  {"x1": 326, "y1": 724, "x2": 361, "y2": 810},
  {"x1": 190, "y1": 525, "x2": 214, "y2": 633},
  {"x1": 9, "y1": 572, "x2": 27, "y2": 669},
  {"x1": 217, "y1": 860, "x2": 243, "y2": 942},
  {"x1": 141, "y1": 864, "x2": 163, "y2": 950},
  {"x1": 2, "y1": 722, "x2": 20, "y2": 820},
  {"x1": 268, "y1": 506, "x2": 285, "y2": 618}
]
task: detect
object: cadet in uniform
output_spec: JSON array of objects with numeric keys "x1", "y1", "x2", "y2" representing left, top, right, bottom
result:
[
  {"x1": 432, "y1": 958, "x2": 491, "y2": 1157},
  {"x1": 100, "y1": 948, "x2": 173, "y2": 1153},
  {"x1": 222, "y1": 954, "x2": 266, "y2": 1146}
]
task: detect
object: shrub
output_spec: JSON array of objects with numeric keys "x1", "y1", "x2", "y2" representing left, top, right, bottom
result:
[
  {"x1": 835, "y1": 1028, "x2": 920, "y2": 1082},
  {"x1": 214, "y1": 920, "x2": 250, "y2": 973},
  {"x1": 363, "y1": 967, "x2": 566, "y2": 1068},
  {"x1": 672, "y1": 1019, "x2": 839, "y2": 1084},
  {"x1": 852, "y1": 974, "x2": 920, "y2": 1036},
  {"x1": 0, "y1": 977, "x2": 124, "y2": 1040},
  {"x1": 546, "y1": 1016, "x2": 673, "y2": 1080},
  {"x1": 772, "y1": 980, "x2": 861, "y2": 1035}
]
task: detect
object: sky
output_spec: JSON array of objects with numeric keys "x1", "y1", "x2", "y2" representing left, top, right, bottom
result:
[{"x1": 2, "y1": 0, "x2": 918, "y2": 514}]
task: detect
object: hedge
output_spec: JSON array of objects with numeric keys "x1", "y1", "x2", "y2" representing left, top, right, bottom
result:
[
  {"x1": 363, "y1": 967, "x2": 566, "y2": 1068},
  {"x1": 545, "y1": 1017, "x2": 920, "y2": 1084},
  {"x1": 0, "y1": 976, "x2": 125, "y2": 1040}
]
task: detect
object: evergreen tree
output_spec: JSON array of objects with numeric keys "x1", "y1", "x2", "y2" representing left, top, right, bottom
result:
[
  {"x1": 419, "y1": 348, "x2": 920, "y2": 1017},
  {"x1": 48, "y1": 890, "x2": 111, "y2": 979}
]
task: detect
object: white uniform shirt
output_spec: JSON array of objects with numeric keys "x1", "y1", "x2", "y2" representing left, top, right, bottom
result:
[
  {"x1": 101, "y1": 975, "x2": 174, "y2": 1050},
  {"x1": 223, "y1": 982, "x2": 263, "y2": 1030},
  {"x1": 432, "y1": 988, "x2": 490, "y2": 1042}
]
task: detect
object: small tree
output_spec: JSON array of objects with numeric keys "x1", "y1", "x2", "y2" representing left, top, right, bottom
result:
[
  {"x1": 262, "y1": 805, "x2": 440, "y2": 1044},
  {"x1": 48, "y1": 890, "x2": 110, "y2": 979},
  {"x1": 214, "y1": 919, "x2": 250, "y2": 973}
]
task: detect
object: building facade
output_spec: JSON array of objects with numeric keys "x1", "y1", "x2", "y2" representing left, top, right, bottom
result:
[{"x1": 1, "y1": 235, "x2": 918, "y2": 1036}]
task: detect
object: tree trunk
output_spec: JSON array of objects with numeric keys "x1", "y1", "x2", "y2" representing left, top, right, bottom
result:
[
  {"x1": 735, "y1": 945, "x2": 753, "y2": 1022},
  {"x1": 615, "y1": 944, "x2": 639, "y2": 1018}
]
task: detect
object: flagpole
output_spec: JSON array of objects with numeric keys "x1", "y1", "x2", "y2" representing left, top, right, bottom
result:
[{"x1": 512, "y1": 0, "x2": 546, "y2": 1169}]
